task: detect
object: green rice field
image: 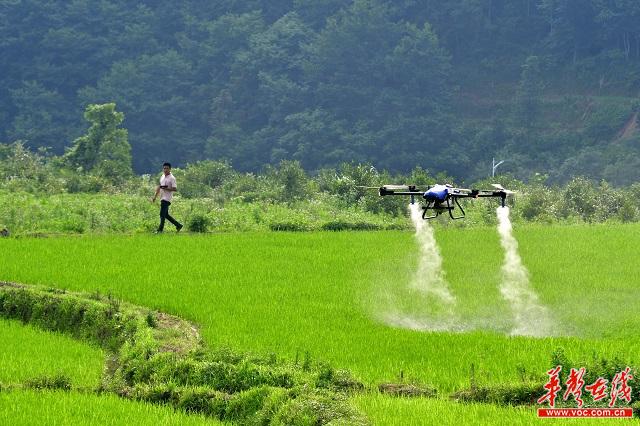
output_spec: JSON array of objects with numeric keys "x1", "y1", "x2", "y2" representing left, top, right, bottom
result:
[
  {"x1": 352, "y1": 393, "x2": 625, "y2": 425},
  {"x1": 0, "y1": 390, "x2": 222, "y2": 425},
  {"x1": 0, "y1": 319, "x2": 103, "y2": 388},
  {"x1": 2, "y1": 225, "x2": 640, "y2": 424}
]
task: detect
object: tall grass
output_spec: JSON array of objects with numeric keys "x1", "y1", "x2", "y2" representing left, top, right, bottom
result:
[{"x1": 1, "y1": 227, "x2": 640, "y2": 395}]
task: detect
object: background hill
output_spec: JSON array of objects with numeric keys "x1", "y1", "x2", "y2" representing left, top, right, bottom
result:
[{"x1": 1, "y1": 0, "x2": 639, "y2": 184}]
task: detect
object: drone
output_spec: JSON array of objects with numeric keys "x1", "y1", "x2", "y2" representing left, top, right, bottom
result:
[{"x1": 378, "y1": 183, "x2": 514, "y2": 220}]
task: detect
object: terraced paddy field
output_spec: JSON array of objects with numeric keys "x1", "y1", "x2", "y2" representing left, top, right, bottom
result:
[
  {"x1": 0, "y1": 390, "x2": 223, "y2": 425},
  {"x1": 0, "y1": 319, "x2": 103, "y2": 388},
  {"x1": 0, "y1": 319, "x2": 223, "y2": 425},
  {"x1": 2, "y1": 225, "x2": 640, "y2": 424}
]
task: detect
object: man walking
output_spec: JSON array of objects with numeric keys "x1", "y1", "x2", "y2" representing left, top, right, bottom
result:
[{"x1": 151, "y1": 162, "x2": 183, "y2": 233}]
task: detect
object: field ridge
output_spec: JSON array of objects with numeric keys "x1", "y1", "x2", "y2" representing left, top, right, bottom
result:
[{"x1": 0, "y1": 282, "x2": 367, "y2": 425}]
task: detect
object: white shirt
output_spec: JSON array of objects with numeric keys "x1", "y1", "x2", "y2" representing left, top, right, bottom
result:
[{"x1": 160, "y1": 173, "x2": 177, "y2": 202}]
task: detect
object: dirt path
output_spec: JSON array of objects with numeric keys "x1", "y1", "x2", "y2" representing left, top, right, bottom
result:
[{"x1": 617, "y1": 112, "x2": 638, "y2": 140}]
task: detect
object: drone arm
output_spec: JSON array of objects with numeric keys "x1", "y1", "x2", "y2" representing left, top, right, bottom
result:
[
  {"x1": 471, "y1": 190, "x2": 508, "y2": 207},
  {"x1": 378, "y1": 185, "x2": 423, "y2": 197}
]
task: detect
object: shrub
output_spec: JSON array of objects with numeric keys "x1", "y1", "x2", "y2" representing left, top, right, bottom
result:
[
  {"x1": 450, "y1": 383, "x2": 544, "y2": 405},
  {"x1": 186, "y1": 214, "x2": 210, "y2": 233},
  {"x1": 269, "y1": 221, "x2": 310, "y2": 231},
  {"x1": 321, "y1": 221, "x2": 381, "y2": 231},
  {"x1": 255, "y1": 387, "x2": 290, "y2": 424},
  {"x1": 177, "y1": 387, "x2": 227, "y2": 417},
  {"x1": 60, "y1": 218, "x2": 86, "y2": 234},
  {"x1": 177, "y1": 160, "x2": 236, "y2": 199},
  {"x1": 318, "y1": 162, "x2": 381, "y2": 212},
  {"x1": 560, "y1": 177, "x2": 598, "y2": 221},
  {"x1": 271, "y1": 388, "x2": 368, "y2": 426},
  {"x1": 225, "y1": 386, "x2": 273, "y2": 422},
  {"x1": 618, "y1": 199, "x2": 638, "y2": 223},
  {"x1": 130, "y1": 383, "x2": 178, "y2": 404},
  {"x1": 264, "y1": 160, "x2": 312, "y2": 204},
  {"x1": 316, "y1": 363, "x2": 364, "y2": 392},
  {"x1": 378, "y1": 383, "x2": 437, "y2": 397},
  {"x1": 145, "y1": 311, "x2": 157, "y2": 328},
  {"x1": 519, "y1": 186, "x2": 560, "y2": 222}
]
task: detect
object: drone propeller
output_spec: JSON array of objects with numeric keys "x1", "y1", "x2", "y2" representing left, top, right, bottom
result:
[
  {"x1": 378, "y1": 185, "x2": 412, "y2": 190},
  {"x1": 491, "y1": 183, "x2": 515, "y2": 194}
]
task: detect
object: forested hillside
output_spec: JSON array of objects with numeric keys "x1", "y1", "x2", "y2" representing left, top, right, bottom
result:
[{"x1": 1, "y1": 0, "x2": 639, "y2": 183}]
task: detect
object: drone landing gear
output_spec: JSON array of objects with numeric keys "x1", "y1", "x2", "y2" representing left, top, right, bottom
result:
[{"x1": 422, "y1": 198, "x2": 466, "y2": 220}]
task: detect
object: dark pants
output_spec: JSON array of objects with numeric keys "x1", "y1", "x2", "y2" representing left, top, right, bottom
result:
[{"x1": 158, "y1": 200, "x2": 182, "y2": 231}]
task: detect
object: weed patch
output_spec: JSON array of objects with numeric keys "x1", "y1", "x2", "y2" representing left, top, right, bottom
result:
[
  {"x1": 450, "y1": 383, "x2": 543, "y2": 405},
  {"x1": 24, "y1": 374, "x2": 72, "y2": 391},
  {"x1": 378, "y1": 383, "x2": 437, "y2": 398}
]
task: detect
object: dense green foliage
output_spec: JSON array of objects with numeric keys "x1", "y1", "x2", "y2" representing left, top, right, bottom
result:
[
  {"x1": 63, "y1": 103, "x2": 133, "y2": 180},
  {"x1": 1, "y1": 1, "x2": 639, "y2": 182},
  {"x1": 2, "y1": 142, "x2": 640, "y2": 235}
]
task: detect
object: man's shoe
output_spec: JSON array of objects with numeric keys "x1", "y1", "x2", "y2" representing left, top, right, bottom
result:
[{"x1": 176, "y1": 224, "x2": 183, "y2": 232}]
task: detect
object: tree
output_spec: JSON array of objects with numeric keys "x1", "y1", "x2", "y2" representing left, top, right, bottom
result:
[
  {"x1": 593, "y1": 0, "x2": 640, "y2": 61},
  {"x1": 65, "y1": 103, "x2": 132, "y2": 180},
  {"x1": 539, "y1": 0, "x2": 599, "y2": 64},
  {"x1": 302, "y1": 0, "x2": 454, "y2": 172},
  {"x1": 514, "y1": 55, "x2": 544, "y2": 128},
  {"x1": 264, "y1": 159, "x2": 311, "y2": 202},
  {"x1": 8, "y1": 81, "x2": 77, "y2": 152},
  {"x1": 0, "y1": 141, "x2": 51, "y2": 188},
  {"x1": 79, "y1": 50, "x2": 200, "y2": 171}
]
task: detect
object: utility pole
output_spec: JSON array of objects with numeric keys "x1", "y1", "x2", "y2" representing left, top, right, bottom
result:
[{"x1": 492, "y1": 157, "x2": 505, "y2": 177}]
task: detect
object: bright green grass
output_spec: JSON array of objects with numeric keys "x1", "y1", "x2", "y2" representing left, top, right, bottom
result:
[
  {"x1": 354, "y1": 393, "x2": 637, "y2": 426},
  {"x1": 0, "y1": 319, "x2": 104, "y2": 388},
  {"x1": 1, "y1": 226, "x2": 640, "y2": 395},
  {"x1": 0, "y1": 390, "x2": 222, "y2": 425}
]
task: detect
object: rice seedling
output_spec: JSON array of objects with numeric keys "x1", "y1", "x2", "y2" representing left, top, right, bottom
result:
[
  {"x1": 0, "y1": 389, "x2": 221, "y2": 425},
  {"x1": 0, "y1": 319, "x2": 103, "y2": 388}
]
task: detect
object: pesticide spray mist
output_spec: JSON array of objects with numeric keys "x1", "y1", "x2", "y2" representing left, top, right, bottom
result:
[
  {"x1": 379, "y1": 203, "x2": 554, "y2": 335},
  {"x1": 408, "y1": 203, "x2": 456, "y2": 304},
  {"x1": 380, "y1": 204, "x2": 458, "y2": 331},
  {"x1": 496, "y1": 206, "x2": 553, "y2": 336}
]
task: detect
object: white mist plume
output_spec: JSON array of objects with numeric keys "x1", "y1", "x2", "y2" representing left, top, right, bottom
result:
[
  {"x1": 377, "y1": 203, "x2": 458, "y2": 332},
  {"x1": 496, "y1": 207, "x2": 553, "y2": 336},
  {"x1": 408, "y1": 203, "x2": 456, "y2": 305}
]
